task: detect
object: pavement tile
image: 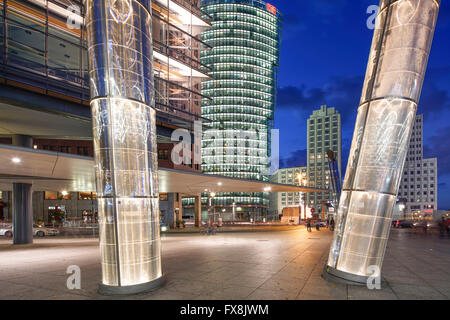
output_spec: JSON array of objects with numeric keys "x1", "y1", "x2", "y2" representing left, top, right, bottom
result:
[
  {"x1": 246, "y1": 288, "x2": 298, "y2": 300},
  {"x1": 347, "y1": 285, "x2": 398, "y2": 300},
  {"x1": 0, "y1": 229, "x2": 449, "y2": 300},
  {"x1": 390, "y1": 284, "x2": 447, "y2": 300}
]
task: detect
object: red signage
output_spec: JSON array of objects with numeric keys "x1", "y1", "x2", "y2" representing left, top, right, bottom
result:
[{"x1": 266, "y1": 3, "x2": 277, "y2": 15}]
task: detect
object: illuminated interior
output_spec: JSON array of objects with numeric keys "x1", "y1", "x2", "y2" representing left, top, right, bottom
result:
[{"x1": 0, "y1": 0, "x2": 211, "y2": 127}]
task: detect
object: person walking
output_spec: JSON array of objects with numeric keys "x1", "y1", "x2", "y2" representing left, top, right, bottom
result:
[
  {"x1": 306, "y1": 219, "x2": 312, "y2": 232},
  {"x1": 438, "y1": 217, "x2": 446, "y2": 238},
  {"x1": 330, "y1": 218, "x2": 335, "y2": 231}
]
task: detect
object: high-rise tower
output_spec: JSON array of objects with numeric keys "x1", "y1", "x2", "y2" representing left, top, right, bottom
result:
[
  {"x1": 200, "y1": 0, "x2": 282, "y2": 219},
  {"x1": 398, "y1": 114, "x2": 438, "y2": 217},
  {"x1": 306, "y1": 106, "x2": 342, "y2": 216}
]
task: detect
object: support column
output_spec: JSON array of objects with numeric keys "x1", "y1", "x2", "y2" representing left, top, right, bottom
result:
[
  {"x1": 324, "y1": 0, "x2": 440, "y2": 284},
  {"x1": 12, "y1": 183, "x2": 33, "y2": 244},
  {"x1": 86, "y1": 0, "x2": 163, "y2": 295},
  {"x1": 194, "y1": 195, "x2": 202, "y2": 228},
  {"x1": 176, "y1": 193, "x2": 183, "y2": 227}
]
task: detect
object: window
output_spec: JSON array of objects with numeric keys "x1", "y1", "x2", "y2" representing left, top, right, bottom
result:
[
  {"x1": 158, "y1": 149, "x2": 169, "y2": 160},
  {"x1": 159, "y1": 193, "x2": 168, "y2": 201},
  {"x1": 44, "y1": 191, "x2": 70, "y2": 200},
  {"x1": 77, "y1": 147, "x2": 89, "y2": 156},
  {"x1": 78, "y1": 192, "x2": 96, "y2": 200},
  {"x1": 44, "y1": 191, "x2": 58, "y2": 200}
]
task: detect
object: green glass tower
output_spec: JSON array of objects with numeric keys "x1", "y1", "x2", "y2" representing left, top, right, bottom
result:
[{"x1": 200, "y1": 0, "x2": 282, "y2": 219}]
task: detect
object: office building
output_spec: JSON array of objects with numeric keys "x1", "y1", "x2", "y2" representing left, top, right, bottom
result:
[
  {"x1": 306, "y1": 105, "x2": 342, "y2": 216},
  {"x1": 0, "y1": 0, "x2": 211, "y2": 228},
  {"x1": 398, "y1": 114, "x2": 438, "y2": 217},
  {"x1": 269, "y1": 166, "x2": 306, "y2": 217},
  {"x1": 199, "y1": 0, "x2": 282, "y2": 219}
]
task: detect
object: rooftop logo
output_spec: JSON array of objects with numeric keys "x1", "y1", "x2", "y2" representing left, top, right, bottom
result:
[{"x1": 266, "y1": 3, "x2": 277, "y2": 15}]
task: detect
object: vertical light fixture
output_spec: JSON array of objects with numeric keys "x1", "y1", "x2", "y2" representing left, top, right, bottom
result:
[
  {"x1": 86, "y1": 0, "x2": 163, "y2": 294},
  {"x1": 324, "y1": 0, "x2": 440, "y2": 283}
]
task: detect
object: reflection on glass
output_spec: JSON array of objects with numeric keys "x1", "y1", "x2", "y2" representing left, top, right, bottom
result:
[{"x1": 326, "y1": 0, "x2": 440, "y2": 280}]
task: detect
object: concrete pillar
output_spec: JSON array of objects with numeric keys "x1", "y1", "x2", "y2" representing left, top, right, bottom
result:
[
  {"x1": 12, "y1": 135, "x2": 33, "y2": 148},
  {"x1": 86, "y1": 0, "x2": 163, "y2": 295},
  {"x1": 176, "y1": 193, "x2": 183, "y2": 226},
  {"x1": 324, "y1": 0, "x2": 440, "y2": 284},
  {"x1": 12, "y1": 183, "x2": 33, "y2": 244},
  {"x1": 194, "y1": 195, "x2": 202, "y2": 227}
]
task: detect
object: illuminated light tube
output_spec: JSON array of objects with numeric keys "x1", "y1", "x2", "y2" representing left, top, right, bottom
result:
[
  {"x1": 324, "y1": 0, "x2": 440, "y2": 284},
  {"x1": 86, "y1": 0, "x2": 163, "y2": 295}
]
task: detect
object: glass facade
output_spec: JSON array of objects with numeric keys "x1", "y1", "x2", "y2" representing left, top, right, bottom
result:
[
  {"x1": 0, "y1": 0, "x2": 89, "y2": 100},
  {"x1": 0, "y1": 0, "x2": 211, "y2": 130},
  {"x1": 326, "y1": 0, "x2": 440, "y2": 281},
  {"x1": 200, "y1": 0, "x2": 281, "y2": 213}
]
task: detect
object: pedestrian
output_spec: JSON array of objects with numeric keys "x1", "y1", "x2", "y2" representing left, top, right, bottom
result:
[
  {"x1": 306, "y1": 219, "x2": 312, "y2": 232},
  {"x1": 316, "y1": 221, "x2": 320, "y2": 231},
  {"x1": 438, "y1": 217, "x2": 446, "y2": 238},
  {"x1": 330, "y1": 218, "x2": 335, "y2": 231}
]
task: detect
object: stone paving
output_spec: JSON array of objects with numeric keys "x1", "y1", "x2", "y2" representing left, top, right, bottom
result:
[{"x1": 0, "y1": 227, "x2": 449, "y2": 300}]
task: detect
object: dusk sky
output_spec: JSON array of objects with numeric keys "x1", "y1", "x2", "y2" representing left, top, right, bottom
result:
[{"x1": 272, "y1": 0, "x2": 450, "y2": 209}]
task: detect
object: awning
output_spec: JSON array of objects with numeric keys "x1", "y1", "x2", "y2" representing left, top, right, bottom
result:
[{"x1": 0, "y1": 144, "x2": 325, "y2": 195}]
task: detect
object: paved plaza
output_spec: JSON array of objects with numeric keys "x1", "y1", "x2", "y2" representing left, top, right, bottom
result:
[{"x1": 0, "y1": 227, "x2": 449, "y2": 300}]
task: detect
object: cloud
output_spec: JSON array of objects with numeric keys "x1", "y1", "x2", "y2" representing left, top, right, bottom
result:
[
  {"x1": 277, "y1": 85, "x2": 325, "y2": 109},
  {"x1": 424, "y1": 126, "x2": 450, "y2": 176},
  {"x1": 280, "y1": 149, "x2": 307, "y2": 169},
  {"x1": 419, "y1": 66, "x2": 450, "y2": 117},
  {"x1": 277, "y1": 75, "x2": 363, "y2": 126}
]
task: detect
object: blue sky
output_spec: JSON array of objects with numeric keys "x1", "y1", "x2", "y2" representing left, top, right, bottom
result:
[{"x1": 272, "y1": 0, "x2": 450, "y2": 209}]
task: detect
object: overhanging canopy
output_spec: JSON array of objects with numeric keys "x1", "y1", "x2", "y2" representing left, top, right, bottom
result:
[{"x1": 0, "y1": 144, "x2": 325, "y2": 195}]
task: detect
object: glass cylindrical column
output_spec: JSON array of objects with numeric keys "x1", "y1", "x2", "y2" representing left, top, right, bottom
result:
[
  {"x1": 325, "y1": 0, "x2": 440, "y2": 283},
  {"x1": 86, "y1": 0, "x2": 163, "y2": 294}
]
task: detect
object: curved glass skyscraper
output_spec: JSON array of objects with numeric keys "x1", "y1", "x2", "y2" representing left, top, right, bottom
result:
[{"x1": 200, "y1": 0, "x2": 282, "y2": 219}]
